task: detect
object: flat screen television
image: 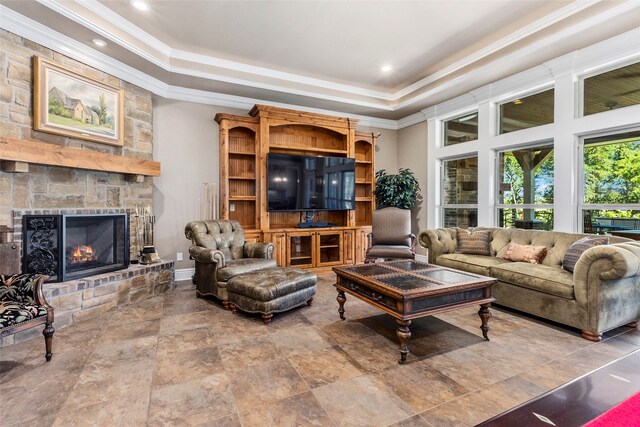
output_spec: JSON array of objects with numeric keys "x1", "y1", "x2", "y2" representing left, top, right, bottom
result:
[{"x1": 267, "y1": 153, "x2": 356, "y2": 211}]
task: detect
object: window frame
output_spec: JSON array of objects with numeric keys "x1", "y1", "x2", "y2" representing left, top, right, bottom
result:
[
  {"x1": 494, "y1": 141, "x2": 555, "y2": 229},
  {"x1": 577, "y1": 128, "x2": 640, "y2": 232},
  {"x1": 578, "y1": 59, "x2": 640, "y2": 118},
  {"x1": 495, "y1": 84, "x2": 555, "y2": 135},
  {"x1": 441, "y1": 110, "x2": 479, "y2": 147},
  {"x1": 439, "y1": 155, "x2": 479, "y2": 228}
]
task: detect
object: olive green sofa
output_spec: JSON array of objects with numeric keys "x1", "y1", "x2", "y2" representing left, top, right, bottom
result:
[{"x1": 417, "y1": 227, "x2": 640, "y2": 341}]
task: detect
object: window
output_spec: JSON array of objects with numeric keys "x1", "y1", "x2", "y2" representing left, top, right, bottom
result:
[
  {"x1": 443, "y1": 112, "x2": 478, "y2": 146},
  {"x1": 499, "y1": 88, "x2": 554, "y2": 134},
  {"x1": 583, "y1": 62, "x2": 640, "y2": 116},
  {"x1": 496, "y1": 145, "x2": 554, "y2": 230},
  {"x1": 580, "y1": 130, "x2": 640, "y2": 233},
  {"x1": 441, "y1": 156, "x2": 478, "y2": 228}
]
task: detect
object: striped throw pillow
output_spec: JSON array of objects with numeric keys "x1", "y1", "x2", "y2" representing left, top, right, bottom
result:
[
  {"x1": 562, "y1": 236, "x2": 609, "y2": 273},
  {"x1": 456, "y1": 230, "x2": 491, "y2": 256}
]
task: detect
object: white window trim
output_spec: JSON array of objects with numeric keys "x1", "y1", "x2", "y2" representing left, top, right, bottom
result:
[{"x1": 426, "y1": 30, "x2": 640, "y2": 233}]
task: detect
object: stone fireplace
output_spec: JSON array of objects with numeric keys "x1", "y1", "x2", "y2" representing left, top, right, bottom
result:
[{"x1": 22, "y1": 212, "x2": 129, "y2": 282}]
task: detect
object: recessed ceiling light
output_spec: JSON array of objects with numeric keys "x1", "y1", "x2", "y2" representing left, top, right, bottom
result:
[
  {"x1": 92, "y1": 38, "x2": 107, "y2": 47},
  {"x1": 381, "y1": 65, "x2": 393, "y2": 73},
  {"x1": 513, "y1": 99, "x2": 523, "y2": 105},
  {"x1": 131, "y1": 1, "x2": 149, "y2": 11}
]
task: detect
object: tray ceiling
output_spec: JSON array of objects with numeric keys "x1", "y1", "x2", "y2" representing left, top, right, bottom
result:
[{"x1": 2, "y1": 0, "x2": 640, "y2": 121}]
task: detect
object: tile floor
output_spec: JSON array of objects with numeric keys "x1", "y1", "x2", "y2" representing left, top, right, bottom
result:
[{"x1": 1, "y1": 274, "x2": 638, "y2": 426}]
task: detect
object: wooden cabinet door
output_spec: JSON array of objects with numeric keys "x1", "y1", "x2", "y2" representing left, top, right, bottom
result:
[
  {"x1": 355, "y1": 227, "x2": 371, "y2": 264},
  {"x1": 287, "y1": 231, "x2": 315, "y2": 268},
  {"x1": 244, "y1": 231, "x2": 262, "y2": 243},
  {"x1": 316, "y1": 231, "x2": 343, "y2": 267},
  {"x1": 343, "y1": 230, "x2": 355, "y2": 265}
]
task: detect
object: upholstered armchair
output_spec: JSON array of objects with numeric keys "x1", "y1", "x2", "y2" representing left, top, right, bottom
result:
[
  {"x1": 0, "y1": 274, "x2": 54, "y2": 361},
  {"x1": 365, "y1": 207, "x2": 416, "y2": 263},
  {"x1": 185, "y1": 220, "x2": 276, "y2": 308}
]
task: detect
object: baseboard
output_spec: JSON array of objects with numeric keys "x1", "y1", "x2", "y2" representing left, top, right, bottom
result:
[
  {"x1": 415, "y1": 254, "x2": 429, "y2": 263},
  {"x1": 175, "y1": 268, "x2": 195, "y2": 281}
]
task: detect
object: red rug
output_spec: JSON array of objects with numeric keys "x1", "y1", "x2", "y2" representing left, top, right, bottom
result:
[{"x1": 583, "y1": 392, "x2": 640, "y2": 427}]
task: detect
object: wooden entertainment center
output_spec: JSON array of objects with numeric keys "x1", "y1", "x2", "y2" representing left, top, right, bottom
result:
[{"x1": 215, "y1": 105, "x2": 376, "y2": 271}]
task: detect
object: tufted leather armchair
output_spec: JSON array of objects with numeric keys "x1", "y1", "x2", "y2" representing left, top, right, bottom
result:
[
  {"x1": 365, "y1": 207, "x2": 416, "y2": 263},
  {"x1": 185, "y1": 220, "x2": 276, "y2": 308}
]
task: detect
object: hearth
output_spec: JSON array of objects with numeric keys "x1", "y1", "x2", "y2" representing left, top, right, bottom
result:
[{"x1": 22, "y1": 213, "x2": 129, "y2": 282}]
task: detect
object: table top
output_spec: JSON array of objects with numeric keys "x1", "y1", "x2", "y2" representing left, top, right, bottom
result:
[{"x1": 333, "y1": 260, "x2": 496, "y2": 299}]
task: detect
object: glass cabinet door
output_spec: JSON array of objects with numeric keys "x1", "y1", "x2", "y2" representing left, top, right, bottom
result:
[
  {"x1": 316, "y1": 231, "x2": 343, "y2": 266},
  {"x1": 287, "y1": 233, "x2": 314, "y2": 267}
]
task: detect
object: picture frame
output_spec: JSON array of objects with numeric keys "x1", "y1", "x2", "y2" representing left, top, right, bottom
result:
[{"x1": 33, "y1": 56, "x2": 124, "y2": 146}]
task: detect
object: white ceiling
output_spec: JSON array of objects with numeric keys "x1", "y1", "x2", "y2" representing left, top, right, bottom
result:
[{"x1": 3, "y1": 0, "x2": 640, "y2": 121}]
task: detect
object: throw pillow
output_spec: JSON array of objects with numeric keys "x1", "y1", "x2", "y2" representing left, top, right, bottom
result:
[
  {"x1": 501, "y1": 242, "x2": 547, "y2": 264},
  {"x1": 562, "y1": 236, "x2": 609, "y2": 273},
  {"x1": 456, "y1": 230, "x2": 491, "y2": 256}
]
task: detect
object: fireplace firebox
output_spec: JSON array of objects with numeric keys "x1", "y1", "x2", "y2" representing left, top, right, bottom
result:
[{"x1": 22, "y1": 214, "x2": 129, "y2": 282}]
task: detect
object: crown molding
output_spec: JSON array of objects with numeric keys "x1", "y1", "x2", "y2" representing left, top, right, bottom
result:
[
  {"x1": 397, "y1": 112, "x2": 428, "y2": 130},
  {"x1": 393, "y1": 0, "x2": 601, "y2": 99},
  {"x1": 43, "y1": 0, "x2": 395, "y2": 102},
  {"x1": 32, "y1": 0, "x2": 628, "y2": 110},
  {"x1": 0, "y1": 5, "x2": 398, "y2": 130}
]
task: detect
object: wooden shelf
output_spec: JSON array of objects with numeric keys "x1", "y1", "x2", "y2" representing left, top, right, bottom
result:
[
  {"x1": 0, "y1": 136, "x2": 160, "y2": 176},
  {"x1": 320, "y1": 245, "x2": 340, "y2": 248},
  {"x1": 356, "y1": 160, "x2": 372, "y2": 164},
  {"x1": 290, "y1": 256, "x2": 312, "y2": 260},
  {"x1": 269, "y1": 145, "x2": 347, "y2": 155},
  {"x1": 356, "y1": 197, "x2": 372, "y2": 202},
  {"x1": 228, "y1": 176, "x2": 256, "y2": 180},
  {"x1": 229, "y1": 151, "x2": 256, "y2": 156},
  {"x1": 229, "y1": 196, "x2": 256, "y2": 201}
]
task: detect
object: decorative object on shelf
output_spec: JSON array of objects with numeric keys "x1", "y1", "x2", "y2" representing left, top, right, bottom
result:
[
  {"x1": 32, "y1": 56, "x2": 124, "y2": 146},
  {"x1": 373, "y1": 168, "x2": 421, "y2": 209},
  {"x1": 135, "y1": 206, "x2": 160, "y2": 264}
]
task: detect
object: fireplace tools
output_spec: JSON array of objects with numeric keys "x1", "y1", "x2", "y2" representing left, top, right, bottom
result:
[{"x1": 135, "y1": 206, "x2": 160, "y2": 264}]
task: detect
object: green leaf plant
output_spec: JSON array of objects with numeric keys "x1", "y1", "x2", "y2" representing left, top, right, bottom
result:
[{"x1": 373, "y1": 168, "x2": 421, "y2": 210}]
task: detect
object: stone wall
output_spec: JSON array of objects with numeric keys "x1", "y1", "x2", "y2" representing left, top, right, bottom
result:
[
  {"x1": 0, "y1": 261, "x2": 175, "y2": 346},
  {"x1": 0, "y1": 29, "x2": 153, "y2": 257}
]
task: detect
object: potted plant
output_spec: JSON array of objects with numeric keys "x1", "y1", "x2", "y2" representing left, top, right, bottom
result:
[{"x1": 373, "y1": 168, "x2": 421, "y2": 209}]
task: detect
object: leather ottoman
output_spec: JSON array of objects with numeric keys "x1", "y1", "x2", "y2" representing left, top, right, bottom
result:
[{"x1": 226, "y1": 267, "x2": 317, "y2": 324}]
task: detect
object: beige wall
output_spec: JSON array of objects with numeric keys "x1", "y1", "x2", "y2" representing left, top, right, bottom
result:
[
  {"x1": 152, "y1": 98, "x2": 246, "y2": 270},
  {"x1": 357, "y1": 125, "x2": 397, "y2": 174},
  {"x1": 398, "y1": 121, "x2": 428, "y2": 254}
]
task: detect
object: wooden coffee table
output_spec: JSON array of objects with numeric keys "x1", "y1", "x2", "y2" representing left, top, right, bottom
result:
[{"x1": 333, "y1": 260, "x2": 496, "y2": 363}]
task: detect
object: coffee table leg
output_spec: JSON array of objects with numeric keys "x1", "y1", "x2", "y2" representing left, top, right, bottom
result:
[
  {"x1": 396, "y1": 319, "x2": 411, "y2": 364},
  {"x1": 337, "y1": 290, "x2": 346, "y2": 320},
  {"x1": 478, "y1": 303, "x2": 491, "y2": 340}
]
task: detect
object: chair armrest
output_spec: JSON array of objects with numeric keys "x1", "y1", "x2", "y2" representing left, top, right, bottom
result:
[
  {"x1": 573, "y1": 242, "x2": 640, "y2": 308},
  {"x1": 188, "y1": 245, "x2": 226, "y2": 268},
  {"x1": 409, "y1": 233, "x2": 416, "y2": 254},
  {"x1": 0, "y1": 274, "x2": 50, "y2": 307},
  {"x1": 244, "y1": 242, "x2": 275, "y2": 259},
  {"x1": 417, "y1": 228, "x2": 457, "y2": 264}
]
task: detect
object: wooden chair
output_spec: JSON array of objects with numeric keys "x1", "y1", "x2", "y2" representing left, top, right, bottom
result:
[{"x1": 0, "y1": 274, "x2": 54, "y2": 361}]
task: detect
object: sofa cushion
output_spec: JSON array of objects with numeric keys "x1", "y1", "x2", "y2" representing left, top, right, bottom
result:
[
  {"x1": 0, "y1": 301, "x2": 48, "y2": 329},
  {"x1": 490, "y1": 262, "x2": 575, "y2": 299},
  {"x1": 501, "y1": 242, "x2": 547, "y2": 264},
  {"x1": 437, "y1": 253, "x2": 511, "y2": 276},
  {"x1": 367, "y1": 245, "x2": 414, "y2": 259},
  {"x1": 217, "y1": 258, "x2": 277, "y2": 282},
  {"x1": 562, "y1": 236, "x2": 609, "y2": 273},
  {"x1": 456, "y1": 230, "x2": 491, "y2": 256}
]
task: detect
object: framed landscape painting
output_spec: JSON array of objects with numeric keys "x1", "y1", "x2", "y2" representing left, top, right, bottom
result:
[{"x1": 33, "y1": 56, "x2": 124, "y2": 146}]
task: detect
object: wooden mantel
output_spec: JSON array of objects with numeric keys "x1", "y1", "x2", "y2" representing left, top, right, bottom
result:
[{"x1": 0, "y1": 136, "x2": 161, "y2": 177}]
